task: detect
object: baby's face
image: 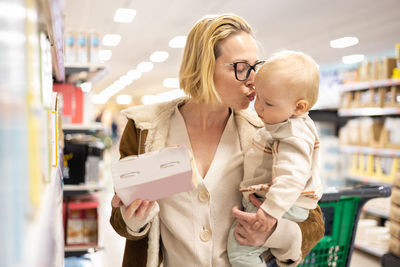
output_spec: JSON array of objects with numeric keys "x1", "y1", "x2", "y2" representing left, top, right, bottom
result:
[{"x1": 254, "y1": 76, "x2": 298, "y2": 124}]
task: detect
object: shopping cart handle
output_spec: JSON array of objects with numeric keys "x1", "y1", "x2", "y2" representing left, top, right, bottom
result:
[{"x1": 320, "y1": 183, "x2": 392, "y2": 202}]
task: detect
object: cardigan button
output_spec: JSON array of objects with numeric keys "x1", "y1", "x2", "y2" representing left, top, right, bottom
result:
[
  {"x1": 198, "y1": 189, "x2": 210, "y2": 202},
  {"x1": 200, "y1": 229, "x2": 211, "y2": 242}
]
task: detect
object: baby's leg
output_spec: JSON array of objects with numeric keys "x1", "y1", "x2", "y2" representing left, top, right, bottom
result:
[{"x1": 227, "y1": 200, "x2": 269, "y2": 267}]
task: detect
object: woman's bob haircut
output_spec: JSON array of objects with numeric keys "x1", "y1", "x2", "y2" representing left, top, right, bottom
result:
[{"x1": 179, "y1": 14, "x2": 253, "y2": 103}]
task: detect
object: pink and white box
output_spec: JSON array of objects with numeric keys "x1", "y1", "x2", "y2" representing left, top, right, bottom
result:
[{"x1": 111, "y1": 146, "x2": 196, "y2": 206}]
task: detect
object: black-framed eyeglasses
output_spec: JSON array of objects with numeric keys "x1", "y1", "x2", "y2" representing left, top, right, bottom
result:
[{"x1": 224, "y1": 60, "x2": 265, "y2": 81}]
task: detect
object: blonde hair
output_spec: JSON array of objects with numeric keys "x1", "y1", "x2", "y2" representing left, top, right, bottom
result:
[
  {"x1": 179, "y1": 14, "x2": 253, "y2": 103},
  {"x1": 256, "y1": 50, "x2": 320, "y2": 108}
]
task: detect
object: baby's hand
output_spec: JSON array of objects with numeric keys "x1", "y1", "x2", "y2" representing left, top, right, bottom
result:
[{"x1": 252, "y1": 204, "x2": 277, "y2": 232}]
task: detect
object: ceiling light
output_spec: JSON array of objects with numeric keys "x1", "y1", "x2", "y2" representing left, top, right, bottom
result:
[
  {"x1": 126, "y1": 69, "x2": 141, "y2": 80},
  {"x1": 113, "y1": 8, "x2": 136, "y2": 23},
  {"x1": 80, "y1": 82, "x2": 92, "y2": 92},
  {"x1": 119, "y1": 75, "x2": 133, "y2": 86},
  {"x1": 142, "y1": 89, "x2": 186, "y2": 105},
  {"x1": 0, "y1": 3, "x2": 26, "y2": 20},
  {"x1": 102, "y1": 34, "x2": 121, "y2": 46},
  {"x1": 169, "y1": 35, "x2": 187, "y2": 48},
  {"x1": 342, "y1": 54, "x2": 365, "y2": 64},
  {"x1": 163, "y1": 78, "x2": 179, "y2": 88},
  {"x1": 99, "y1": 49, "x2": 112, "y2": 61},
  {"x1": 137, "y1": 61, "x2": 153, "y2": 72},
  {"x1": 116, "y1": 94, "x2": 132, "y2": 105},
  {"x1": 150, "y1": 51, "x2": 169, "y2": 63},
  {"x1": 330, "y1": 37, "x2": 359, "y2": 48}
]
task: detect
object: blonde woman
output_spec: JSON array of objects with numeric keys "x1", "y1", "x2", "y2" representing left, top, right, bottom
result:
[{"x1": 110, "y1": 14, "x2": 324, "y2": 267}]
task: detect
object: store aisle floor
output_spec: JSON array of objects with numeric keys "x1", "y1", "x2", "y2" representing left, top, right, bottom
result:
[{"x1": 82, "y1": 144, "x2": 382, "y2": 267}]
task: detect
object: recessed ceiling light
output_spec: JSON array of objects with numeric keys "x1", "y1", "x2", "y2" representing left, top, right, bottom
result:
[
  {"x1": 102, "y1": 34, "x2": 121, "y2": 46},
  {"x1": 116, "y1": 94, "x2": 132, "y2": 105},
  {"x1": 142, "y1": 89, "x2": 186, "y2": 105},
  {"x1": 113, "y1": 8, "x2": 136, "y2": 23},
  {"x1": 342, "y1": 54, "x2": 365, "y2": 64},
  {"x1": 99, "y1": 49, "x2": 112, "y2": 61},
  {"x1": 163, "y1": 78, "x2": 179, "y2": 88},
  {"x1": 137, "y1": 61, "x2": 153, "y2": 72},
  {"x1": 150, "y1": 51, "x2": 169, "y2": 63},
  {"x1": 0, "y1": 3, "x2": 26, "y2": 20},
  {"x1": 126, "y1": 69, "x2": 141, "y2": 80},
  {"x1": 330, "y1": 37, "x2": 359, "y2": 48},
  {"x1": 169, "y1": 35, "x2": 187, "y2": 48}
]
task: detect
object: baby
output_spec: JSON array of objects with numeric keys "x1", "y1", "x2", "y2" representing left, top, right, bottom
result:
[{"x1": 228, "y1": 50, "x2": 323, "y2": 267}]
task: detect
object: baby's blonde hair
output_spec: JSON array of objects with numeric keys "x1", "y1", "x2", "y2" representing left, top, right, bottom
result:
[
  {"x1": 179, "y1": 14, "x2": 253, "y2": 103},
  {"x1": 256, "y1": 50, "x2": 320, "y2": 109}
]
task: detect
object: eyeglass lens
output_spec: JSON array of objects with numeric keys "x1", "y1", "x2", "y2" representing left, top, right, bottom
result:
[{"x1": 234, "y1": 62, "x2": 263, "y2": 81}]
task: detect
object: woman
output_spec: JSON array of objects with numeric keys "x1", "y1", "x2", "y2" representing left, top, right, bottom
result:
[{"x1": 110, "y1": 14, "x2": 324, "y2": 267}]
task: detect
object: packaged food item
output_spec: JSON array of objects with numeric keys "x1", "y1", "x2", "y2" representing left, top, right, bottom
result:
[
  {"x1": 77, "y1": 30, "x2": 88, "y2": 64},
  {"x1": 65, "y1": 29, "x2": 76, "y2": 63},
  {"x1": 112, "y1": 145, "x2": 197, "y2": 206},
  {"x1": 66, "y1": 209, "x2": 84, "y2": 245},
  {"x1": 89, "y1": 30, "x2": 100, "y2": 64}
]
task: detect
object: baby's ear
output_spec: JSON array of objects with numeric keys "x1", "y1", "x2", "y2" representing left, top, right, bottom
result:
[{"x1": 294, "y1": 99, "x2": 309, "y2": 116}]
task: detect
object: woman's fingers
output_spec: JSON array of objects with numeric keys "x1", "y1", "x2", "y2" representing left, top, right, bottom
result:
[
  {"x1": 111, "y1": 194, "x2": 123, "y2": 208},
  {"x1": 232, "y1": 206, "x2": 255, "y2": 225},
  {"x1": 124, "y1": 199, "x2": 142, "y2": 219},
  {"x1": 135, "y1": 200, "x2": 155, "y2": 219}
]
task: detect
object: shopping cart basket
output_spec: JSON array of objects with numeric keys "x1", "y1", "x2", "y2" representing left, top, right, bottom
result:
[{"x1": 299, "y1": 183, "x2": 391, "y2": 267}]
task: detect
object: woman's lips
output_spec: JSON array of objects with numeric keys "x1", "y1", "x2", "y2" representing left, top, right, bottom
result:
[{"x1": 247, "y1": 92, "x2": 256, "y2": 101}]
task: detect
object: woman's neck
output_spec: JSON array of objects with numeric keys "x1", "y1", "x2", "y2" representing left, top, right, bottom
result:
[{"x1": 179, "y1": 100, "x2": 230, "y2": 131}]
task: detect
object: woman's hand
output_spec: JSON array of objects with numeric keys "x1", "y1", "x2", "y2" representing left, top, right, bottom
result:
[
  {"x1": 232, "y1": 194, "x2": 277, "y2": 246},
  {"x1": 111, "y1": 194, "x2": 155, "y2": 220}
]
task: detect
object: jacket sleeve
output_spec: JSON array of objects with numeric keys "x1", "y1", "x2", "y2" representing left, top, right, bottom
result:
[{"x1": 109, "y1": 119, "x2": 148, "y2": 241}]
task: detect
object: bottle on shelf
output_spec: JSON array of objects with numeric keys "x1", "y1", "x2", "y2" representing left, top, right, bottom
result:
[
  {"x1": 77, "y1": 30, "x2": 88, "y2": 64},
  {"x1": 88, "y1": 30, "x2": 100, "y2": 64},
  {"x1": 65, "y1": 29, "x2": 76, "y2": 64}
]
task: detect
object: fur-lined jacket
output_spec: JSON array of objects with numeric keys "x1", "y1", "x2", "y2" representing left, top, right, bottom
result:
[{"x1": 110, "y1": 97, "x2": 324, "y2": 267}]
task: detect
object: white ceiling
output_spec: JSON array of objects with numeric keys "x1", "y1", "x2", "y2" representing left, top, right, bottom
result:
[{"x1": 64, "y1": 0, "x2": 400, "y2": 105}]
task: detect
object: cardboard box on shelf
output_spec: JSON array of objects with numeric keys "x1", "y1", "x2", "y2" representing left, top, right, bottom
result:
[
  {"x1": 66, "y1": 209, "x2": 84, "y2": 245},
  {"x1": 389, "y1": 235, "x2": 400, "y2": 258},
  {"x1": 379, "y1": 58, "x2": 397, "y2": 80},
  {"x1": 384, "y1": 86, "x2": 400, "y2": 108},
  {"x1": 393, "y1": 187, "x2": 400, "y2": 206},
  {"x1": 390, "y1": 218, "x2": 400, "y2": 239},
  {"x1": 394, "y1": 171, "x2": 400, "y2": 188},
  {"x1": 339, "y1": 91, "x2": 355, "y2": 109},
  {"x1": 390, "y1": 202, "x2": 400, "y2": 222}
]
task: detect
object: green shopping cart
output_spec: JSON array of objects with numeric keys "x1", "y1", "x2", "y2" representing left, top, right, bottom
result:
[{"x1": 300, "y1": 183, "x2": 392, "y2": 267}]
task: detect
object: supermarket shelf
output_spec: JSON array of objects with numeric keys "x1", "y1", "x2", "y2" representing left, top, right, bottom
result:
[
  {"x1": 355, "y1": 242, "x2": 386, "y2": 257},
  {"x1": 65, "y1": 245, "x2": 102, "y2": 252},
  {"x1": 339, "y1": 145, "x2": 400, "y2": 157},
  {"x1": 65, "y1": 63, "x2": 109, "y2": 84},
  {"x1": 338, "y1": 107, "x2": 400, "y2": 117},
  {"x1": 346, "y1": 174, "x2": 392, "y2": 185},
  {"x1": 340, "y1": 79, "x2": 400, "y2": 92},
  {"x1": 65, "y1": 245, "x2": 103, "y2": 257},
  {"x1": 63, "y1": 122, "x2": 106, "y2": 131},
  {"x1": 362, "y1": 207, "x2": 389, "y2": 219},
  {"x1": 63, "y1": 183, "x2": 105, "y2": 192},
  {"x1": 38, "y1": 0, "x2": 65, "y2": 81}
]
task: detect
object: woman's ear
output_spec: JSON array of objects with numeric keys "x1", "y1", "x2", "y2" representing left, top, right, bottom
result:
[{"x1": 294, "y1": 99, "x2": 309, "y2": 116}]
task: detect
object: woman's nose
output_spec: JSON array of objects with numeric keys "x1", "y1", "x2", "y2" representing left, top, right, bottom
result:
[{"x1": 245, "y1": 70, "x2": 256, "y2": 87}]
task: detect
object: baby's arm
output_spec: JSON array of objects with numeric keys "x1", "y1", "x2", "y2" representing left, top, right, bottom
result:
[{"x1": 261, "y1": 136, "x2": 315, "y2": 219}]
